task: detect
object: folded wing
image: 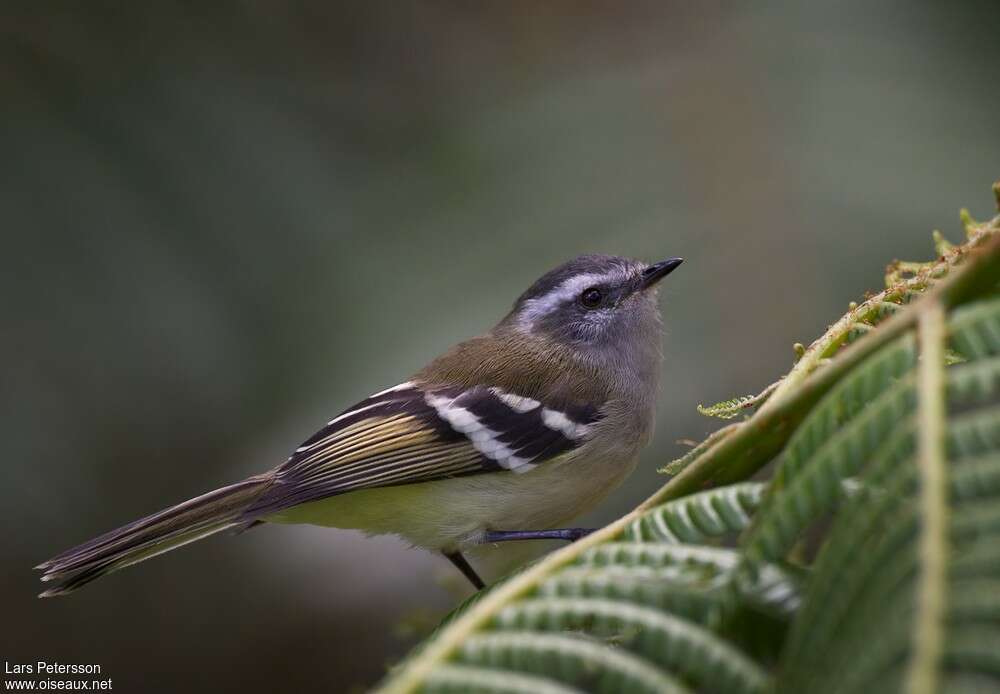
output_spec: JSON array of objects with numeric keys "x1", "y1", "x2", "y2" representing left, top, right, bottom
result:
[{"x1": 242, "y1": 381, "x2": 602, "y2": 519}]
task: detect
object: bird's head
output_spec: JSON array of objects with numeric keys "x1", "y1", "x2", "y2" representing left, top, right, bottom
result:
[{"x1": 501, "y1": 254, "x2": 683, "y2": 362}]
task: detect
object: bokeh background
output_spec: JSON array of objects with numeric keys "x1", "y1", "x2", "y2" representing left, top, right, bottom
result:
[{"x1": 3, "y1": 2, "x2": 999, "y2": 691}]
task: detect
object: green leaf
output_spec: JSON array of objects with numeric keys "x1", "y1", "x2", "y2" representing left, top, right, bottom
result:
[
  {"x1": 661, "y1": 423, "x2": 740, "y2": 476},
  {"x1": 491, "y1": 598, "x2": 768, "y2": 694},
  {"x1": 454, "y1": 632, "x2": 690, "y2": 694},
  {"x1": 422, "y1": 664, "x2": 582, "y2": 694},
  {"x1": 697, "y1": 384, "x2": 778, "y2": 419},
  {"x1": 623, "y1": 482, "x2": 766, "y2": 544}
]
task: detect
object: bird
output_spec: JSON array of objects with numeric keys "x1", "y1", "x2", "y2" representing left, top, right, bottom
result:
[{"x1": 36, "y1": 254, "x2": 683, "y2": 595}]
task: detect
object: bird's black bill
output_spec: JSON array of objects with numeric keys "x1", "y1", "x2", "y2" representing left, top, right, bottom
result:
[{"x1": 638, "y1": 257, "x2": 683, "y2": 291}]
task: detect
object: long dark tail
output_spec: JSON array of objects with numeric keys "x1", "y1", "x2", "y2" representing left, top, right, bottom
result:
[{"x1": 35, "y1": 476, "x2": 271, "y2": 597}]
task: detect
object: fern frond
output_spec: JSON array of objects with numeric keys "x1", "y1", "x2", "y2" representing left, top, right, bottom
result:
[
  {"x1": 535, "y1": 565, "x2": 733, "y2": 627},
  {"x1": 571, "y1": 542, "x2": 801, "y2": 621},
  {"x1": 697, "y1": 386, "x2": 777, "y2": 420},
  {"x1": 422, "y1": 664, "x2": 582, "y2": 694},
  {"x1": 885, "y1": 260, "x2": 936, "y2": 288},
  {"x1": 950, "y1": 295, "x2": 1000, "y2": 359},
  {"x1": 455, "y1": 632, "x2": 689, "y2": 694},
  {"x1": 492, "y1": 598, "x2": 768, "y2": 694},
  {"x1": 743, "y1": 335, "x2": 917, "y2": 563},
  {"x1": 747, "y1": 325, "x2": 1000, "y2": 567},
  {"x1": 623, "y1": 482, "x2": 766, "y2": 544},
  {"x1": 660, "y1": 423, "x2": 740, "y2": 475},
  {"x1": 775, "y1": 291, "x2": 1000, "y2": 693},
  {"x1": 933, "y1": 230, "x2": 956, "y2": 256},
  {"x1": 945, "y1": 626, "x2": 1000, "y2": 675},
  {"x1": 575, "y1": 541, "x2": 740, "y2": 571},
  {"x1": 905, "y1": 302, "x2": 948, "y2": 694},
  {"x1": 947, "y1": 405, "x2": 1000, "y2": 460}
]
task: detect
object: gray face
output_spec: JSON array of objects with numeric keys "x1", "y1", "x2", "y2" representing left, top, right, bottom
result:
[{"x1": 504, "y1": 254, "x2": 680, "y2": 351}]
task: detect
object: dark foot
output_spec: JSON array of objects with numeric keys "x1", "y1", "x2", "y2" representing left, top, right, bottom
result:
[
  {"x1": 483, "y1": 528, "x2": 595, "y2": 543},
  {"x1": 444, "y1": 551, "x2": 485, "y2": 590}
]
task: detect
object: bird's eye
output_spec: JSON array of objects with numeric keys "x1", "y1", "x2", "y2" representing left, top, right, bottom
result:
[{"x1": 580, "y1": 287, "x2": 604, "y2": 308}]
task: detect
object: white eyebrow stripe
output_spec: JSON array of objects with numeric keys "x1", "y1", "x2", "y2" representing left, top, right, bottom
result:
[
  {"x1": 541, "y1": 408, "x2": 592, "y2": 440},
  {"x1": 488, "y1": 387, "x2": 541, "y2": 413},
  {"x1": 516, "y1": 272, "x2": 617, "y2": 329},
  {"x1": 425, "y1": 393, "x2": 536, "y2": 472}
]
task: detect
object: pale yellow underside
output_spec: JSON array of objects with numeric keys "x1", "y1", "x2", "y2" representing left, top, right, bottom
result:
[{"x1": 265, "y1": 445, "x2": 640, "y2": 552}]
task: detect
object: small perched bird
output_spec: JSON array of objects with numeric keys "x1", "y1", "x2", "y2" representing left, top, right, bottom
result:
[{"x1": 37, "y1": 254, "x2": 682, "y2": 595}]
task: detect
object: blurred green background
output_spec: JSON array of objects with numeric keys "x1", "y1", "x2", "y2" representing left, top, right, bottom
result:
[{"x1": 2, "y1": 2, "x2": 998, "y2": 691}]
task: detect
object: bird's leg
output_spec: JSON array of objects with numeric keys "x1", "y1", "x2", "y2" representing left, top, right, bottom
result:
[
  {"x1": 483, "y1": 528, "x2": 595, "y2": 543},
  {"x1": 443, "y1": 550, "x2": 485, "y2": 590}
]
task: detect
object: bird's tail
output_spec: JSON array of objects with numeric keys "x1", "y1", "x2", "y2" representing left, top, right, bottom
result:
[{"x1": 35, "y1": 476, "x2": 272, "y2": 597}]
